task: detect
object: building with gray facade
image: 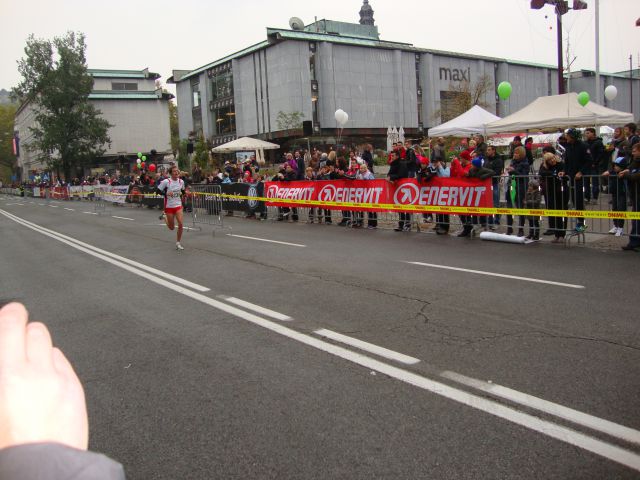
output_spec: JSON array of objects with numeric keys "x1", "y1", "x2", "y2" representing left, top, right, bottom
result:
[
  {"x1": 171, "y1": 1, "x2": 638, "y2": 149},
  {"x1": 14, "y1": 68, "x2": 173, "y2": 180}
]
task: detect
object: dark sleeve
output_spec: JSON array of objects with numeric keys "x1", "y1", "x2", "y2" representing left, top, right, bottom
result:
[{"x1": 0, "y1": 443, "x2": 125, "y2": 480}]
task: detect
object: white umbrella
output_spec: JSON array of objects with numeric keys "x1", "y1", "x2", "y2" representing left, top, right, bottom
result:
[
  {"x1": 399, "y1": 127, "x2": 405, "y2": 144},
  {"x1": 386, "y1": 126, "x2": 393, "y2": 153},
  {"x1": 211, "y1": 137, "x2": 280, "y2": 153}
]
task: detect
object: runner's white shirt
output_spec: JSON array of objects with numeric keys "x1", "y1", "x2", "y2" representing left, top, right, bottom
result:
[{"x1": 157, "y1": 178, "x2": 185, "y2": 209}]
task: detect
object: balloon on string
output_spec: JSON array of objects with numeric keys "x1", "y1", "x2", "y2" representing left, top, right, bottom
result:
[
  {"x1": 141, "y1": 156, "x2": 147, "y2": 161},
  {"x1": 604, "y1": 85, "x2": 618, "y2": 101},
  {"x1": 149, "y1": 164, "x2": 156, "y2": 172},
  {"x1": 334, "y1": 109, "x2": 349, "y2": 126},
  {"x1": 577, "y1": 91, "x2": 590, "y2": 106},
  {"x1": 137, "y1": 152, "x2": 142, "y2": 159},
  {"x1": 497, "y1": 81, "x2": 512, "y2": 100},
  {"x1": 137, "y1": 159, "x2": 141, "y2": 165},
  {"x1": 141, "y1": 162, "x2": 145, "y2": 169}
]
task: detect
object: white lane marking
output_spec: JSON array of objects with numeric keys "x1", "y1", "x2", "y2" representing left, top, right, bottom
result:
[
  {"x1": 38, "y1": 203, "x2": 46, "y2": 206},
  {"x1": 0, "y1": 210, "x2": 210, "y2": 293},
  {"x1": 315, "y1": 329, "x2": 420, "y2": 365},
  {"x1": 83, "y1": 211, "x2": 98, "y2": 215},
  {"x1": 441, "y1": 371, "x2": 640, "y2": 446},
  {"x1": 64, "y1": 208, "x2": 75, "y2": 211},
  {"x1": 3, "y1": 210, "x2": 640, "y2": 471},
  {"x1": 219, "y1": 296, "x2": 292, "y2": 321},
  {"x1": 405, "y1": 262, "x2": 585, "y2": 289},
  {"x1": 112, "y1": 215, "x2": 134, "y2": 221},
  {"x1": 226, "y1": 233, "x2": 306, "y2": 248},
  {"x1": 49, "y1": 205, "x2": 59, "y2": 208}
]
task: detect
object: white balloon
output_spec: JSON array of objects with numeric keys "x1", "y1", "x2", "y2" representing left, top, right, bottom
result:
[
  {"x1": 334, "y1": 109, "x2": 349, "y2": 126},
  {"x1": 604, "y1": 85, "x2": 618, "y2": 101}
]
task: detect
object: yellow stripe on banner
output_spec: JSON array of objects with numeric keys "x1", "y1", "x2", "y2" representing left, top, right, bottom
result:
[{"x1": 187, "y1": 192, "x2": 640, "y2": 220}]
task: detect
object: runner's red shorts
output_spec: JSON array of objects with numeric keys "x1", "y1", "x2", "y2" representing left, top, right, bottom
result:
[{"x1": 164, "y1": 206, "x2": 183, "y2": 214}]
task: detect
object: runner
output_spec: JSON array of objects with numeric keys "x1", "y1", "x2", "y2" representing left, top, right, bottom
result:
[{"x1": 157, "y1": 166, "x2": 186, "y2": 250}]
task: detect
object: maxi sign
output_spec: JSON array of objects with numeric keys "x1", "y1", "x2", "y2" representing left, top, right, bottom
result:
[{"x1": 264, "y1": 178, "x2": 492, "y2": 213}]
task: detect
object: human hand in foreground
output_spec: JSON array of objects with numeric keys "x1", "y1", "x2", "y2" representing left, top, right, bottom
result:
[{"x1": 0, "y1": 303, "x2": 88, "y2": 451}]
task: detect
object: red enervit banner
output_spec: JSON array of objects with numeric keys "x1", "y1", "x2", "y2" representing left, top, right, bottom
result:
[{"x1": 264, "y1": 178, "x2": 492, "y2": 213}]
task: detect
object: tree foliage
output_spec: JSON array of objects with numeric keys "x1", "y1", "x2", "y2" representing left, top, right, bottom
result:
[
  {"x1": 432, "y1": 75, "x2": 493, "y2": 124},
  {"x1": 276, "y1": 111, "x2": 304, "y2": 131},
  {"x1": 0, "y1": 104, "x2": 17, "y2": 181},
  {"x1": 168, "y1": 100, "x2": 180, "y2": 155},
  {"x1": 14, "y1": 32, "x2": 111, "y2": 180}
]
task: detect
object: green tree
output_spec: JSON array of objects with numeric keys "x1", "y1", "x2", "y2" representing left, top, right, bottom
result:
[
  {"x1": 0, "y1": 104, "x2": 17, "y2": 182},
  {"x1": 276, "y1": 111, "x2": 304, "y2": 132},
  {"x1": 168, "y1": 100, "x2": 180, "y2": 155},
  {"x1": 14, "y1": 32, "x2": 111, "y2": 181},
  {"x1": 431, "y1": 75, "x2": 492, "y2": 124}
]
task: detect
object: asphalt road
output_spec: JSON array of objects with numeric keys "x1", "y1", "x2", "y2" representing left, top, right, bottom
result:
[{"x1": 1, "y1": 195, "x2": 639, "y2": 479}]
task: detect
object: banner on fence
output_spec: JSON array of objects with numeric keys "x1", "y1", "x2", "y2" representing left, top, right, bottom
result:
[
  {"x1": 219, "y1": 183, "x2": 266, "y2": 214},
  {"x1": 263, "y1": 178, "x2": 492, "y2": 212},
  {"x1": 99, "y1": 185, "x2": 130, "y2": 203}
]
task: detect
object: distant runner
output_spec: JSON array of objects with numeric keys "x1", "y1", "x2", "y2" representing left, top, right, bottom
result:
[{"x1": 157, "y1": 166, "x2": 186, "y2": 250}]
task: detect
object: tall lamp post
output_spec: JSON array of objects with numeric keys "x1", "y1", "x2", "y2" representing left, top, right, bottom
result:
[{"x1": 530, "y1": 1, "x2": 588, "y2": 95}]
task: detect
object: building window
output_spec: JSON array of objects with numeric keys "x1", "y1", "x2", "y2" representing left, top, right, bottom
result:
[
  {"x1": 111, "y1": 82, "x2": 138, "y2": 91},
  {"x1": 215, "y1": 105, "x2": 236, "y2": 136},
  {"x1": 211, "y1": 70, "x2": 233, "y2": 101},
  {"x1": 192, "y1": 83, "x2": 201, "y2": 109}
]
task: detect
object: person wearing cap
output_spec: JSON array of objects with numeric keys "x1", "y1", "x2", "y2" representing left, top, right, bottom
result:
[
  {"x1": 561, "y1": 128, "x2": 591, "y2": 232},
  {"x1": 602, "y1": 157, "x2": 628, "y2": 236},
  {"x1": 509, "y1": 136, "x2": 523, "y2": 158},
  {"x1": 619, "y1": 143, "x2": 640, "y2": 250}
]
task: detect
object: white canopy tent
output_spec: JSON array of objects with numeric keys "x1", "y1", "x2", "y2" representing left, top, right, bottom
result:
[
  {"x1": 485, "y1": 92, "x2": 633, "y2": 134},
  {"x1": 211, "y1": 136, "x2": 280, "y2": 165},
  {"x1": 428, "y1": 105, "x2": 501, "y2": 137}
]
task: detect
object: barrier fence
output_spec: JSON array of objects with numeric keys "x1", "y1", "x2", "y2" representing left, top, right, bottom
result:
[
  {"x1": 190, "y1": 184, "x2": 224, "y2": 230},
  {"x1": 3, "y1": 175, "x2": 638, "y2": 241}
]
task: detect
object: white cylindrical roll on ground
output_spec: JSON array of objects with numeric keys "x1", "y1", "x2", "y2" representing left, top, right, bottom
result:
[{"x1": 479, "y1": 232, "x2": 526, "y2": 244}]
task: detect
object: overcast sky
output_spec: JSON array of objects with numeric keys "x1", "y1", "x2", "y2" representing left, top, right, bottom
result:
[{"x1": 2, "y1": 0, "x2": 638, "y2": 95}]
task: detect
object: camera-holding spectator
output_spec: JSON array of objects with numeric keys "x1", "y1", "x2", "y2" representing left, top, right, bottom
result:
[{"x1": 539, "y1": 152, "x2": 570, "y2": 243}]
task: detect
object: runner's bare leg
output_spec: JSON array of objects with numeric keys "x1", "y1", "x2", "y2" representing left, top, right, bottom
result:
[
  {"x1": 175, "y1": 209, "x2": 184, "y2": 242},
  {"x1": 166, "y1": 213, "x2": 175, "y2": 231}
]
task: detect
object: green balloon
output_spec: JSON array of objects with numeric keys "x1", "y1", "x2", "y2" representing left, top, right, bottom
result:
[
  {"x1": 141, "y1": 156, "x2": 147, "y2": 161},
  {"x1": 577, "y1": 91, "x2": 590, "y2": 106},
  {"x1": 137, "y1": 152, "x2": 142, "y2": 158},
  {"x1": 497, "y1": 81, "x2": 512, "y2": 100}
]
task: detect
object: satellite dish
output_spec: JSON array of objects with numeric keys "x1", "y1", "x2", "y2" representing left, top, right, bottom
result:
[{"x1": 289, "y1": 17, "x2": 304, "y2": 30}]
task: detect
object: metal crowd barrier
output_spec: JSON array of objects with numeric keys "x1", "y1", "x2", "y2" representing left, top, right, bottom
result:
[
  {"x1": 190, "y1": 184, "x2": 224, "y2": 232},
  {"x1": 93, "y1": 186, "x2": 109, "y2": 215}
]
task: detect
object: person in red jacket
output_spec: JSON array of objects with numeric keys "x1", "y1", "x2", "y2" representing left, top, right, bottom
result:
[{"x1": 451, "y1": 151, "x2": 473, "y2": 237}]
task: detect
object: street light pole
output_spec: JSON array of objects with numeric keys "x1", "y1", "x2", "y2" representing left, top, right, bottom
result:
[
  {"x1": 556, "y1": 8, "x2": 565, "y2": 94},
  {"x1": 594, "y1": 0, "x2": 600, "y2": 103}
]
